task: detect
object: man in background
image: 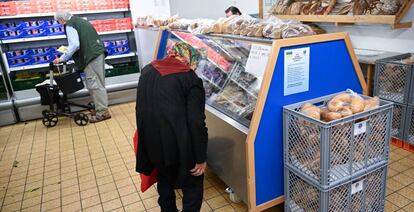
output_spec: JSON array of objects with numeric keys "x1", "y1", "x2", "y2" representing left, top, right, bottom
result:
[
  {"x1": 53, "y1": 11, "x2": 111, "y2": 123},
  {"x1": 225, "y1": 6, "x2": 242, "y2": 17}
]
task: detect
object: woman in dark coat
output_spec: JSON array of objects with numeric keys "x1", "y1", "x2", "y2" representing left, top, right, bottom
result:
[{"x1": 135, "y1": 42, "x2": 208, "y2": 211}]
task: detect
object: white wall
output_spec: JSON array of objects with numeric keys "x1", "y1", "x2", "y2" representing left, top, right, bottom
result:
[
  {"x1": 320, "y1": 8, "x2": 414, "y2": 53},
  {"x1": 130, "y1": 0, "x2": 171, "y2": 20},
  {"x1": 169, "y1": 0, "x2": 259, "y2": 19}
]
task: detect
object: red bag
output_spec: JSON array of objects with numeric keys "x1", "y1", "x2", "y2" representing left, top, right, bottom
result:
[{"x1": 133, "y1": 130, "x2": 158, "y2": 192}]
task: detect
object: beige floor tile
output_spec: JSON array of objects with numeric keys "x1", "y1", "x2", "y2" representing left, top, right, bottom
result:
[
  {"x1": 98, "y1": 182, "x2": 117, "y2": 194},
  {"x1": 84, "y1": 204, "x2": 104, "y2": 212},
  {"x1": 41, "y1": 198, "x2": 61, "y2": 211},
  {"x1": 42, "y1": 189, "x2": 61, "y2": 203},
  {"x1": 121, "y1": 192, "x2": 140, "y2": 206},
  {"x1": 388, "y1": 178, "x2": 406, "y2": 191},
  {"x1": 201, "y1": 202, "x2": 213, "y2": 212},
  {"x1": 42, "y1": 183, "x2": 60, "y2": 194},
  {"x1": 390, "y1": 162, "x2": 411, "y2": 173},
  {"x1": 96, "y1": 176, "x2": 113, "y2": 186},
  {"x1": 102, "y1": 198, "x2": 123, "y2": 211},
  {"x1": 393, "y1": 174, "x2": 414, "y2": 186},
  {"x1": 206, "y1": 195, "x2": 229, "y2": 210},
  {"x1": 403, "y1": 202, "x2": 414, "y2": 212},
  {"x1": 387, "y1": 193, "x2": 411, "y2": 208},
  {"x1": 385, "y1": 200, "x2": 400, "y2": 212},
  {"x1": 115, "y1": 177, "x2": 134, "y2": 189},
  {"x1": 21, "y1": 204, "x2": 41, "y2": 212},
  {"x1": 139, "y1": 187, "x2": 158, "y2": 200},
  {"x1": 82, "y1": 195, "x2": 101, "y2": 209},
  {"x1": 100, "y1": 191, "x2": 121, "y2": 202},
  {"x1": 146, "y1": 206, "x2": 161, "y2": 212},
  {"x1": 124, "y1": 201, "x2": 146, "y2": 212},
  {"x1": 143, "y1": 196, "x2": 159, "y2": 209},
  {"x1": 22, "y1": 195, "x2": 42, "y2": 209},
  {"x1": 62, "y1": 200, "x2": 81, "y2": 212},
  {"x1": 2, "y1": 201, "x2": 22, "y2": 211},
  {"x1": 204, "y1": 186, "x2": 221, "y2": 200},
  {"x1": 62, "y1": 192, "x2": 81, "y2": 206},
  {"x1": 118, "y1": 184, "x2": 137, "y2": 197},
  {"x1": 215, "y1": 205, "x2": 236, "y2": 212},
  {"x1": 81, "y1": 187, "x2": 99, "y2": 199},
  {"x1": 3, "y1": 192, "x2": 23, "y2": 205}
]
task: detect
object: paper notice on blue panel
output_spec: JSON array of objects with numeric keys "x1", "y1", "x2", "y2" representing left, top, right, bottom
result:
[{"x1": 284, "y1": 47, "x2": 310, "y2": 96}]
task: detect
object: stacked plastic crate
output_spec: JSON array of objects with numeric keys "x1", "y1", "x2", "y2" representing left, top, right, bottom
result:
[
  {"x1": 283, "y1": 92, "x2": 393, "y2": 211},
  {"x1": 6, "y1": 47, "x2": 62, "y2": 68},
  {"x1": 0, "y1": 20, "x2": 64, "y2": 40},
  {"x1": 103, "y1": 39, "x2": 130, "y2": 55},
  {"x1": 374, "y1": 54, "x2": 414, "y2": 149}
]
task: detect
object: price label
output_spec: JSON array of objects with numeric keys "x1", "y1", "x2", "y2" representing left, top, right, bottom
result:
[
  {"x1": 354, "y1": 121, "x2": 367, "y2": 136},
  {"x1": 245, "y1": 44, "x2": 272, "y2": 78},
  {"x1": 351, "y1": 179, "x2": 364, "y2": 194}
]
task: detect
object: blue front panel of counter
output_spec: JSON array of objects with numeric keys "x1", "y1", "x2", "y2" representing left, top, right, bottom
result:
[{"x1": 254, "y1": 40, "x2": 363, "y2": 205}]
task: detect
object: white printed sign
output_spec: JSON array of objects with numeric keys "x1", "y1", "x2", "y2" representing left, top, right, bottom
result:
[
  {"x1": 283, "y1": 47, "x2": 310, "y2": 96},
  {"x1": 351, "y1": 179, "x2": 364, "y2": 195},
  {"x1": 245, "y1": 44, "x2": 272, "y2": 78},
  {"x1": 354, "y1": 121, "x2": 367, "y2": 136}
]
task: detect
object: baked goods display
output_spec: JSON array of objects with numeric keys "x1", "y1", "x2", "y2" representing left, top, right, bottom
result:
[
  {"x1": 269, "y1": 0, "x2": 403, "y2": 15},
  {"x1": 196, "y1": 60, "x2": 228, "y2": 88},
  {"x1": 136, "y1": 15, "x2": 317, "y2": 39}
]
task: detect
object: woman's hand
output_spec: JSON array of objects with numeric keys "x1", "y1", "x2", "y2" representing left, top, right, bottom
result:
[{"x1": 190, "y1": 162, "x2": 207, "y2": 176}]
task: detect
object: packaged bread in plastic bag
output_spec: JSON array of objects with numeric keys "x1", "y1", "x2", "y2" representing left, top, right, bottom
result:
[
  {"x1": 190, "y1": 19, "x2": 215, "y2": 34},
  {"x1": 281, "y1": 21, "x2": 315, "y2": 38}
]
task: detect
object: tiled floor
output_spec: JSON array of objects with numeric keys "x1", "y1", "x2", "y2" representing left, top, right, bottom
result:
[{"x1": 0, "y1": 102, "x2": 411, "y2": 211}]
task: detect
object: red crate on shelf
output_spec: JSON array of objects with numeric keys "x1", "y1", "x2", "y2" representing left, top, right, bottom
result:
[
  {"x1": 37, "y1": 5, "x2": 57, "y2": 13},
  {"x1": 391, "y1": 137, "x2": 404, "y2": 148},
  {"x1": 111, "y1": 0, "x2": 129, "y2": 9},
  {"x1": 15, "y1": 1, "x2": 36, "y2": 7},
  {"x1": 15, "y1": 7, "x2": 39, "y2": 15},
  {"x1": 0, "y1": 2, "x2": 17, "y2": 16}
]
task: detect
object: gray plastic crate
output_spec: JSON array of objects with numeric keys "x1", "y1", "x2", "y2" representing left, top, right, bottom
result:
[
  {"x1": 283, "y1": 92, "x2": 393, "y2": 189},
  {"x1": 404, "y1": 106, "x2": 414, "y2": 145},
  {"x1": 391, "y1": 102, "x2": 407, "y2": 140},
  {"x1": 374, "y1": 53, "x2": 414, "y2": 104},
  {"x1": 285, "y1": 165, "x2": 387, "y2": 212}
]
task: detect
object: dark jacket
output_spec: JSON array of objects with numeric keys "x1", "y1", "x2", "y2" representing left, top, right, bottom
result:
[
  {"x1": 65, "y1": 16, "x2": 105, "y2": 70},
  {"x1": 135, "y1": 64, "x2": 208, "y2": 182}
]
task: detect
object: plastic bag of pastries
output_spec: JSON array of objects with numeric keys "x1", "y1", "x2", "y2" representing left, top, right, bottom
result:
[
  {"x1": 190, "y1": 19, "x2": 215, "y2": 35},
  {"x1": 281, "y1": 21, "x2": 315, "y2": 38}
]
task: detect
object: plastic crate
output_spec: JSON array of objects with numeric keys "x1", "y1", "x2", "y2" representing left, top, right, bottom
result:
[
  {"x1": 374, "y1": 53, "x2": 414, "y2": 104},
  {"x1": 0, "y1": 22, "x2": 25, "y2": 30},
  {"x1": 390, "y1": 102, "x2": 406, "y2": 140},
  {"x1": 12, "y1": 77, "x2": 44, "y2": 91},
  {"x1": 8, "y1": 57, "x2": 33, "y2": 67},
  {"x1": 108, "y1": 45, "x2": 130, "y2": 55},
  {"x1": 44, "y1": 25, "x2": 65, "y2": 36},
  {"x1": 285, "y1": 166, "x2": 387, "y2": 212},
  {"x1": 404, "y1": 106, "x2": 414, "y2": 145},
  {"x1": 6, "y1": 49, "x2": 33, "y2": 60},
  {"x1": 32, "y1": 54, "x2": 54, "y2": 65},
  {"x1": 0, "y1": 28, "x2": 26, "y2": 39},
  {"x1": 20, "y1": 20, "x2": 47, "y2": 28},
  {"x1": 32, "y1": 47, "x2": 56, "y2": 56},
  {"x1": 24, "y1": 27, "x2": 48, "y2": 38},
  {"x1": 283, "y1": 92, "x2": 393, "y2": 189}
]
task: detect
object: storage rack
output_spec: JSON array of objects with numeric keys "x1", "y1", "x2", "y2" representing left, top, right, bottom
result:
[{"x1": 0, "y1": 7, "x2": 140, "y2": 123}]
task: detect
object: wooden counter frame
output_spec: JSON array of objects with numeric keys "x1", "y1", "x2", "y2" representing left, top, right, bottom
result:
[{"x1": 153, "y1": 30, "x2": 367, "y2": 211}]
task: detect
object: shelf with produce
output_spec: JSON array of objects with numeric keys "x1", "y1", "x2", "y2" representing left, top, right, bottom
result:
[
  {"x1": 8, "y1": 52, "x2": 136, "y2": 72},
  {"x1": 1, "y1": 30, "x2": 133, "y2": 44},
  {"x1": 0, "y1": 8, "x2": 129, "y2": 20}
]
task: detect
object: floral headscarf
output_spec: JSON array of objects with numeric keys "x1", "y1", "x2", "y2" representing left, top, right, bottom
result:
[{"x1": 167, "y1": 42, "x2": 202, "y2": 70}]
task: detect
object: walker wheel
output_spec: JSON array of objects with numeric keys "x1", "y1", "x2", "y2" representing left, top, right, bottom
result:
[
  {"x1": 74, "y1": 113, "x2": 89, "y2": 126},
  {"x1": 42, "y1": 111, "x2": 58, "y2": 127}
]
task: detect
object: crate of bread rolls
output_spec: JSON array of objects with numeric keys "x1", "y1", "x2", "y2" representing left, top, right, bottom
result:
[
  {"x1": 284, "y1": 165, "x2": 387, "y2": 212},
  {"x1": 374, "y1": 53, "x2": 414, "y2": 105},
  {"x1": 283, "y1": 90, "x2": 393, "y2": 190}
]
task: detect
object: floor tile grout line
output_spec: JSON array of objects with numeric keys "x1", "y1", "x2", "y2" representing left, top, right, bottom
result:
[
  {"x1": 80, "y1": 121, "x2": 106, "y2": 210},
  {"x1": 0, "y1": 123, "x2": 15, "y2": 162},
  {"x1": 19, "y1": 120, "x2": 41, "y2": 210},
  {"x1": 0, "y1": 123, "x2": 29, "y2": 210},
  {"x1": 92, "y1": 120, "x2": 131, "y2": 211}
]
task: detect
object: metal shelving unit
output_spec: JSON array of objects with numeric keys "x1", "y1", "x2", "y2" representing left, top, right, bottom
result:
[{"x1": 0, "y1": 7, "x2": 139, "y2": 123}]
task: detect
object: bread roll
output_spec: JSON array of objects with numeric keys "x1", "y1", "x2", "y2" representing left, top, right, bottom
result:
[
  {"x1": 339, "y1": 106, "x2": 353, "y2": 117},
  {"x1": 350, "y1": 95, "x2": 365, "y2": 114},
  {"x1": 324, "y1": 112, "x2": 342, "y2": 122},
  {"x1": 301, "y1": 106, "x2": 321, "y2": 120},
  {"x1": 327, "y1": 93, "x2": 351, "y2": 112},
  {"x1": 364, "y1": 96, "x2": 380, "y2": 111}
]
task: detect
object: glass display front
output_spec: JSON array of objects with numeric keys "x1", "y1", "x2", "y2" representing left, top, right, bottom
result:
[{"x1": 165, "y1": 31, "x2": 269, "y2": 127}]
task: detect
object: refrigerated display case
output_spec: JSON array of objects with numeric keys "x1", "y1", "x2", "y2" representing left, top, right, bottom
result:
[{"x1": 154, "y1": 29, "x2": 367, "y2": 211}]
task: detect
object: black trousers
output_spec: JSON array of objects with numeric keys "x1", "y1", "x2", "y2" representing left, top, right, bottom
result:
[{"x1": 156, "y1": 165, "x2": 204, "y2": 212}]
